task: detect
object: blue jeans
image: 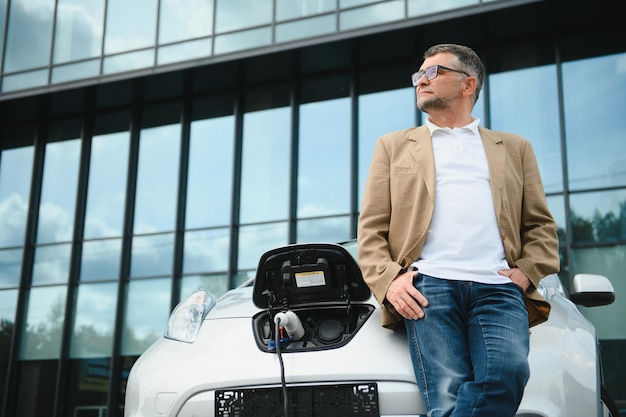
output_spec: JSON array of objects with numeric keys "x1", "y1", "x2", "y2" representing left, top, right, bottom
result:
[{"x1": 404, "y1": 274, "x2": 530, "y2": 417}]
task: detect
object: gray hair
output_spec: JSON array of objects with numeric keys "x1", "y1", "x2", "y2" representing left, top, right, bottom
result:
[{"x1": 423, "y1": 44, "x2": 485, "y2": 104}]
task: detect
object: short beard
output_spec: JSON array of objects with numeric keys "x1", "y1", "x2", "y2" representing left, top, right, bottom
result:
[{"x1": 418, "y1": 96, "x2": 452, "y2": 113}]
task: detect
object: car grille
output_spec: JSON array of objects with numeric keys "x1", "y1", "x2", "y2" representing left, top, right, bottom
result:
[{"x1": 215, "y1": 382, "x2": 379, "y2": 416}]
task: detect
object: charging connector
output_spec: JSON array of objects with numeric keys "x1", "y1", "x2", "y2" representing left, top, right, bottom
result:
[{"x1": 274, "y1": 310, "x2": 305, "y2": 340}]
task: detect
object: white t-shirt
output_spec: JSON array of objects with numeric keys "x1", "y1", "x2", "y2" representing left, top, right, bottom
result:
[{"x1": 411, "y1": 118, "x2": 511, "y2": 284}]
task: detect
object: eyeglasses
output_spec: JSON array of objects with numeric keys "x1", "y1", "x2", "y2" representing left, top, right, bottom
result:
[{"x1": 411, "y1": 65, "x2": 470, "y2": 86}]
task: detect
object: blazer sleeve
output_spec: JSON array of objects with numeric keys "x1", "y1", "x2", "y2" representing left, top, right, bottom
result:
[
  {"x1": 511, "y1": 140, "x2": 560, "y2": 287},
  {"x1": 357, "y1": 136, "x2": 404, "y2": 312}
]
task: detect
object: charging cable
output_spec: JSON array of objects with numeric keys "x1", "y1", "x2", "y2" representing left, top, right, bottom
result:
[
  {"x1": 273, "y1": 311, "x2": 304, "y2": 416},
  {"x1": 274, "y1": 316, "x2": 288, "y2": 416}
]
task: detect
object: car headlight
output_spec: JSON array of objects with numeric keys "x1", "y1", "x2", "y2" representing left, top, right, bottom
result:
[
  {"x1": 164, "y1": 289, "x2": 216, "y2": 343},
  {"x1": 536, "y1": 274, "x2": 566, "y2": 301}
]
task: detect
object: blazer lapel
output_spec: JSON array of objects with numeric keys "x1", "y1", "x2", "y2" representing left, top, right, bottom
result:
[
  {"x1": 479, "y1": 127, "x2": 505, "y2": 221},
  {"x1": 408, "y1": 126, "x2": 436, "y2": 201}
]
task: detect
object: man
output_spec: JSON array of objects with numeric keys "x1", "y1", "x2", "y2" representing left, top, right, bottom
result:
[{"x1": 357, "y1": 44, "x2": 559, "y2": 416}]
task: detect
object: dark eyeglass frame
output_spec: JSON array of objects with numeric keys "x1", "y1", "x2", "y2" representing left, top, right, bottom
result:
[{"x1": 411, "y1": 65, "x2": 471, "y2": 86}]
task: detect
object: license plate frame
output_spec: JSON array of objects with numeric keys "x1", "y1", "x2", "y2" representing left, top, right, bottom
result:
[{"x1": 215, "y1": 382, "x2": 379, "y2": 417}]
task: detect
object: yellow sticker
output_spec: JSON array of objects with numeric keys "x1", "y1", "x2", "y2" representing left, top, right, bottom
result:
[{"x1": 295, "y1": 271, "x2": 326, "y2": 287}]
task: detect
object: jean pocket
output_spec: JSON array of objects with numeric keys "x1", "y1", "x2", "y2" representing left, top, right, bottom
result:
[
  {"x1": 507, "y1": 282, "x2": 526, "y2": 298},
  {"x1": 412, "y1": 272, "x2": 423, "y2": 288}
]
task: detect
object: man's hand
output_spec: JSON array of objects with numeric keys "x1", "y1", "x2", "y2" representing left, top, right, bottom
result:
[
  {"x1": 386, "y1": 270, "x2": 429, "y2": 320},
  {"x1": 499, "y1": 268, "x2": 532, "y2": 292}
]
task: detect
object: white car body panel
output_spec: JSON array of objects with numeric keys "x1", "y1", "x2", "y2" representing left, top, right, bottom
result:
[
  {"x1": 126, "y1": 289, "x2": 424, "y2": 417},
  {"x1": 519, "y1": 285, "x2": 600, "y2": 417},
  {"x1": 125, "y1": 243, "x2": 614, "y2": 417},
  {"x1": 126, "y1": 282, "x2": 602, "y2": 417}
]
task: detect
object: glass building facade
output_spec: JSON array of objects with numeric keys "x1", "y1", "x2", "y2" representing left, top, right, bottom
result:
[{"x1": 0, "y1": 0, "x2": 624, "y2": 416}]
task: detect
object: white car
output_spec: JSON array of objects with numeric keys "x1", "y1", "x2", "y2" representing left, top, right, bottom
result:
[{"x1": 124, "y1": 241, "x2": 620, "y2": 417}]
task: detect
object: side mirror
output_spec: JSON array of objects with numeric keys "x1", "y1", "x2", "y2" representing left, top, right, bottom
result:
[{"x1": 569, "y1": 274, "x2": 615, "y2": 307}]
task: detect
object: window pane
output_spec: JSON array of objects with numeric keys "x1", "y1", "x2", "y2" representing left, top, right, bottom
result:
[
  {"x1": 240, "y1": 107, "x2": 291, "y2": 223},
  {"x1": 53, "y1": 0, "x2": 105, "y2": 64},
  {"x1": 21, "y1": 285, "x2": 67, "y2": 360},
  {"x1": 70, "y1": 282, "x2": 117, "y2": 357},
  {"x1": 0, "y1": 288, "x2": 18, "y2": 324},
  {"x1": 276, "y1": 0, "x2": 335, "y2": 20},
  {"x1": 51, "y1": 59, "x2": 100, "y2": 84},
  {"x1": 3, "y1": 0, "x2": 55, "y2": 72},
  {"x1": 298, "y1": 98, "x2": 351, "y2": 217},
  {"x1": 131, "y1": 233, "x2": 175, "y2": 277},
  {"x1": 569, "y1": 189, "x2": 626, "y2": 244},
  {"x1": 0, "y1": 289, "x2": 18, "y2": 410},
  {"x1": 15, "y1": 360, "x2": 57, "y2": 416},
  {"x1": 32, "y1": 243, "x2": 72, "y2": 285},
  {"x1": 1, "y1": 69, "x2": 48, "y2": 92},
  {"x1": 358, "y1": 88, "x2": 415, "y2": 205},
  {"x1": 84, "y1": 132, "x2": 130, "y2": 239},
  {"x1": 238, "y1": 222, "x2": 288, "y2": 270},
  {"x1": 121, "y1": 278, "x2": 170, "y2": 355},
  {"x1": 134, "y1": 124, "x2": 181, "y2": 233},
  {"x1": 275, "y1": 15, "x2": 335, "y2": 43},
  {"x1": 180, "y1": 273, "x2": 229, "y2": 301},
  {"x1": 117, "y1": 357, "x2": 136, "y2": 407},
  {"x1": 104, "y1": 0, "x2": 158, "y2": 54},
  {"x1": 80, "y1": 239, "x2": 122, "y2": 281},
  {"x1": 340, "y1": 0, "x2": 382, "y2": 7},
  {"x1": 183, "y1": 229, "x2": 229, "y2": 274},
  {"x1": 157, "y1": 38, "x2": 212, "y2": 65},
  {"x1": 37, "y1": 139, "x2": 81, "y2": 244},
  {"x1": 102, "y1": 49, "x2": 155, "y2": 75},
  {"x1": 296, "y1": 216, "x2": 351, "y2": 243},
  {"x1": 66, "y1": 358, "x2": 110, "y2": 415},
  {"x1": 186, "y1": 116, "x2": 235, "y2": 228},
  {"x1": 563, "y1": 53, "x2": 626, "y2": 190},
  {"x1": 0, "y1": 248, "x2": 23, "y2": 288},
  {"x1": 215, "y1": 0, "x2": 272, "y2": 33},
  {"x1": 489, "y1": 65, "x2": 563, "y2": 193},
  {"x1": 408, "y1": 0, "x2": 477, "y2": 17},
  {"x1": 214, "y1": 27, "x2": 272, "y2": 55},
  {"x1": 159, "y1": 0, "x2": 213, "y2": 44},
  {"x1": 572, "y1": 246, "x2": 626, "y2": 340},
  {"x1": 339, "y1": 0, "x2": 403, "y2": 32},
  {"x1": 0, "y1": 146, "x2": 34, "y2": 247}
]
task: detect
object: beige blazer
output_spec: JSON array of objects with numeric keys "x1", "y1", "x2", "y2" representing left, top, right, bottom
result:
[{"x1": 357, "y1": 125, "x2": 560, "y2": 329}]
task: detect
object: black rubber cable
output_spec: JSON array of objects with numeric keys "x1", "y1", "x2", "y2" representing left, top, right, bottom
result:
[{"x1": 275, "y1": 317, "x2": 289, "y2": 416}]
